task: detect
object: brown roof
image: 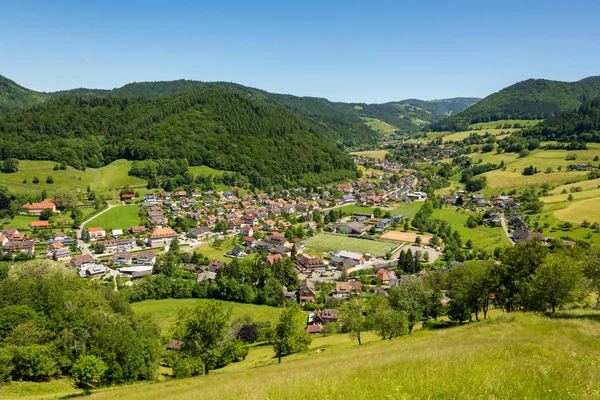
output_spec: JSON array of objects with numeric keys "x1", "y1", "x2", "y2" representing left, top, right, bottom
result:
[
  {"x1": 149, "y1": 226, "x2": 178, "y2": 239},
  {"x1": 31, "y1": 221, "x2": 51, "y2": 228},
  {"x1": 166, "y1": 339, "x2": 184, "y2": 351},
  {"x1": 306, "y1": 324, "x2": 322, "y2": 334}
]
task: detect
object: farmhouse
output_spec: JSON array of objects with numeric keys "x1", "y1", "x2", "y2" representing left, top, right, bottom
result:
[
  {"x1": 148, "y1": 226, "x2": 178, "y2": 248},
  {"x1": 31, "y1": 220, "x2": 51, "y2": 229},
  {"x1": 299, "y1": 279, "x2": 316, "y2": 303},
  {"x1": 313, "y1": 309, "x2": 339, "y2": 324},
  {"x1": 120, "y1": 193, "x2": 135, "y2": 201},
  {"x1": 22, "y1": 199, "x2": 57, "y2": 215},
  {"x1": 335, "y1": 281, "x2": 363, "y2": 297},
  {"x1": 375, "y1": 269, "x2": 398, "y2": 285}
]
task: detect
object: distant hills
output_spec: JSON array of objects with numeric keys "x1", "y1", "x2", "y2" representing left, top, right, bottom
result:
[
  {"x1": 0, "y1": 75, "x2": 46, "y2": 112},
  {"x1": 432, "y1": 76, "x2": 600, "y2": 132},
  {"x1": 0, "y1": 75, "x2": 478, "y2": 144}
]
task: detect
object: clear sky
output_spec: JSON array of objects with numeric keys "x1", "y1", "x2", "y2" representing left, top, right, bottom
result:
[{"x1": 1, "y1": 0, "x2": 599, "y2": 103}]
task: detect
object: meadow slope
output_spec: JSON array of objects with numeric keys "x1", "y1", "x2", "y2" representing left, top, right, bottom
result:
[{"x1": 80, "y1": 313, "x2": 600, "y2": 400}]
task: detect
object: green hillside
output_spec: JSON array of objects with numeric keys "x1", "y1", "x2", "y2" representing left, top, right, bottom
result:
[
  {"x1": 350, "y1": 97, "x2": 480, "y2": 134},
  {"x1": 0, "y1": 91, "x2": 356, "y2": 190},
  {"x1": 0, "y1": 75, "x2": 47, "y2": 113},
  {"x1": 52, "y1": 313, "x2": 598, "y2": 399},
  {"x1": 432, "y1": 76, "x2": 600, "y2": 131},
  {"x1": 52, "y1": 80, "x2": 379, "y2": 147}
]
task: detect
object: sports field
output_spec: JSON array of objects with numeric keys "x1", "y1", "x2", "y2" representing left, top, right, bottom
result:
[
  {"x1": 84, "y1": 205, "x2": 141, "y2": 231},
  {"x1": 381, "y1": 231, "x2": 432, "y2": 244},
  {"x1": 302, "y1": 233, "x2": 394, "y2": 257}
]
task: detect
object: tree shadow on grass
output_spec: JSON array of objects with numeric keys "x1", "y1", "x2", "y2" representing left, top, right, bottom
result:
[{"x1": 543, "y1": 311, "x2": 600, "y2": 322}]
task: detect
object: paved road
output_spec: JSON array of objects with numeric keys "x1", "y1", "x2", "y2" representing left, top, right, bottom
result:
[
  {"x1": 75, "y1": 203, "x2": 127, "y2": 256},
  {"x1": 500, "y1": 215, "x2": 515, "y2": 246}
]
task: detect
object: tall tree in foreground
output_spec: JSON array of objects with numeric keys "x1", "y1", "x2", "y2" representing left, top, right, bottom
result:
[
  {"x1": 339, "y1": 299, "x2": 366, "y2": 345},
  {"x1": 175, "y1": 300, "x2": 232, "y2": 375},
  {"x1": 388, "y1": 276, "x2": 430, "y2": 332},
  {"x1": 71, "y1": 355, "x2": 107, "y2": 394},
  {"x1": 532, "y1": 253, "x2": 585, "y2": 313},
  {"x1": 272, "y1": 304, "x2": 311, "y2": 363}
]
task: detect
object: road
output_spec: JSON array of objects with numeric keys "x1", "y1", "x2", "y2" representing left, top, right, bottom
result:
[
  {"x1": 75, "y1": 203, "x2": 124, "y2": 256},
  {"x1": 500, "y1": 215, "x2": 515, "y2": 246}
]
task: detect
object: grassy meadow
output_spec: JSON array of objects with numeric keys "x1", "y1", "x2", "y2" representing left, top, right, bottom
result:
[
  {"x1": 84, "y1": 205, "x2": 141, "y2": 230},
  {"x1": 361, "y1": 117, "x2": 397, "y2": 137},
  {"x1": 0, "y1": 159, "x2": 147, "y2": 197},
  {"x1": 130, "y1": 298, "x2": 282, "y2": 335},
  {"x1": 350, "y1": 149, "x2": 389, "y2": 159},
  {"x1": 72, "y1": 312, "x2": 600, "y2": 400}
]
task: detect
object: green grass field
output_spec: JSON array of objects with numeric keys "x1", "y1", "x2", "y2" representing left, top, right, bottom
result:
[
  {"x1": 350, "y1": 149, "x2": 389, "y2": 159},
  {"x1": 84, "y1": 205, "x2": 141, "y2": 230},
  {"x1": 431, "y1": 208, "x2": 511, "y2": 252},
  {"x1": 339, "y1": 202, "x2": 422, "y2": 219},
  {"x1": 131, "y1": 298, "x2": 282, "y2": 335},
  {"x1": 302, "y1": 233, "x2": 394, "y2": 257},
  {"x1": 0, "y1": 159, "x2": 147, "y2": 197},
  {"x1": 468, "y1": 119, "x2": 543, "y2": 130},
  {"x1": 361, "y1": 117, "x2": 398, "y2": 137},
  {"x1": 193, "y1": 238, "x2": 238, "y2": 262},
  {"x1": 78, "y1": 312, "x2": 600, "y2": 400}
]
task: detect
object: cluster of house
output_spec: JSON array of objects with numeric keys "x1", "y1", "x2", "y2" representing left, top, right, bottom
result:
[
  {"x1": 0, "y1": 228, "x2": 35, "y2": 255},
  {"x1": 443, "y1": 193, "x2": 522, "y2": 209},
  {"x1": 69, "y1": 250, "x2": 158, "y2": 279}
]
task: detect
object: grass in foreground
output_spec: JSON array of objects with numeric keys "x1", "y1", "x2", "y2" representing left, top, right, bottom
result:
[{"x1": 84, "y1": 312, "x2": 600, "y2": 400}]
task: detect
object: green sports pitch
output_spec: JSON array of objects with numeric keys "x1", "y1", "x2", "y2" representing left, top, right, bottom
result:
[{"x1": 302, "y1": 233, "x2": 395, "y2": 257}]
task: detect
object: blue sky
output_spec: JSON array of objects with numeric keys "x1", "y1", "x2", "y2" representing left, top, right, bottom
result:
[{"x1": 1, "y1": 0, "x2": 599, "y2": 102}]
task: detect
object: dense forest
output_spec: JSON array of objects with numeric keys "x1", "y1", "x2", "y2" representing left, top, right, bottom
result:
[
  {"x1": 0, "y1": 91, "x2": 357, "y2": 190},
  {"x1": 524, "y1": 97, "x2": 600, "y2": 143},
  {"x1": 0, "y1": 74, "x2": 478, "y2": 142},
  {"x1": 431, "y1": 77, "x2": 600, "y2": 131}
]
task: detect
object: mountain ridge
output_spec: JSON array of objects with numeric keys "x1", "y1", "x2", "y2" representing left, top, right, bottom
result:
[{"x1": 431, "y1": 76, "x2": 600, "y2": 131}]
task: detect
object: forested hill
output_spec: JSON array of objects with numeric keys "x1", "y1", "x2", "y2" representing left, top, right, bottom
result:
[
  {"x1": 0, "y1": 75, "x2": 46, "y2": 113},
  {"x1": 524, "y1": 97, "x2": 600, "y2": 143},
  {"x1": 0, "y1": 91, "x2": 358, "y2": 190},
  {"x1": 350, "y1": 98, "x2": 480, "y2": 134},
  {"x1": 431, "y1": 76, "x2": 600, "y2": 132},
  {"x1": 53, "y1": 80, "x2": 379, "y2": 147}
]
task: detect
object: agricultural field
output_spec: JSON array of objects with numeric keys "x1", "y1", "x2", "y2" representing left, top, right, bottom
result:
[
  {"x1": 350, "y1": 149, "x2": 389, "y2": 159},
  {"x1": 431, "y1": 207, "x2": 511, "y2": 252},
  {"x1": 79, "y1": 313, "x2": 600, "y2": 400},
  {"x1": 83, "y1": 205, "x2": 141, "y2": 231},
  {"x1": 361, "y1": 117, "x2": 398, "y2": 137},
  {"x1": 461, "y1": 147, "x2": 600, "y2": 193},
  {"x1": 468, "y1": 119, "x2": 543, "y2": 130},
  {"x1": 302, "y1": 233, "x2": 395, "y2": 257},
  {"x1": 0, "y1": 159, "x2": 147, "y2": 197},
  {"x1": 131, "y1": 298, "x2": 282, "y2": 334}
]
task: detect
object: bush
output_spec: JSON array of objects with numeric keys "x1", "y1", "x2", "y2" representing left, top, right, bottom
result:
[
  {"x1": 237, "y1": 324, "x2": 259, "y2": 344},
  {"x1": 46, "y1": 176, "x2": 54, "y2": 184},
  {"x1": 9, "y1": 344, "x2": 59, "y2": 381}
]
